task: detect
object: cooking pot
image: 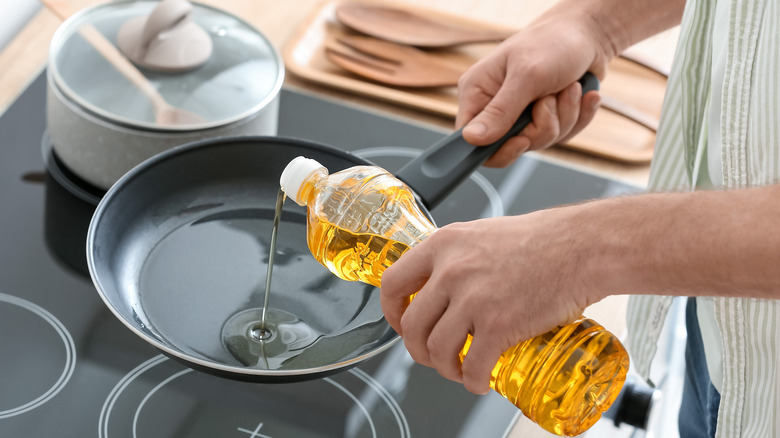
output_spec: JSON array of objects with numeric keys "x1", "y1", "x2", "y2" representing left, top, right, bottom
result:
[
  {"x1": 46, "y1": 0, "x2": 284, "y2": 190},
  {"x1": 87, "y1": 74, "x2": 598, "y2": 382}
]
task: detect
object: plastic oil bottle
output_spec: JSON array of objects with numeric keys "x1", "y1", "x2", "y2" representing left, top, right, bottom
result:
[{"x1": 279, "y1": 156, "x2": 629, "y2": 437}]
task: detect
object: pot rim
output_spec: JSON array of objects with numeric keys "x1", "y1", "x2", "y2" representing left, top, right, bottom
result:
[{"x1": 47, "y1": 0, "x2": 285, "y2": 133}]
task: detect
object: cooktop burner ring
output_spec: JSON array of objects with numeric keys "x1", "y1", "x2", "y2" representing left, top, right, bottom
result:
[
  {"x1": 354, "y1": 147, "x2": 505, "y2": 218},
  {"x1": 100, "y1": 355, "x2": 411, "y2": 438},
  {"x1": 0, "y1": 293, "x2": 76, "y2": 419}
]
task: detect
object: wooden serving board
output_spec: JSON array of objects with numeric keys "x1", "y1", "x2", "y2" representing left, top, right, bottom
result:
[{"x1": 282, "y1": 0, "x2": 667, "y2": 163}]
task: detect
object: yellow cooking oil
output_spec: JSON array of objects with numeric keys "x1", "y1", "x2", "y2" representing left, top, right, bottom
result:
[
  {"x1": 461, "y1": 317, "x2": 628, "y2": 436},
  {"x1": 307, "y1": 213, "x2": 413, "y2": 288},
  {"x1": 279, "y1": 157, "x2": 629, "y2": 436}
]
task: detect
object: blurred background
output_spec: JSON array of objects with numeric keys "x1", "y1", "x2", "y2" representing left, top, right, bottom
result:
[{"x1": 0, "y1": 0, "x2": 41, "y2": 51}]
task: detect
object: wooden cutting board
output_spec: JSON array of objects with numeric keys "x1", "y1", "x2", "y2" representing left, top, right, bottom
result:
[{"x1": 282, "y1": 0, "x2": 668, "y2": 163}]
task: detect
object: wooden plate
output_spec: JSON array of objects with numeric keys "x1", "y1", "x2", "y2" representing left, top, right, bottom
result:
[{"x1": 282, "y1": 0, "x2": 667, "y2": 163}]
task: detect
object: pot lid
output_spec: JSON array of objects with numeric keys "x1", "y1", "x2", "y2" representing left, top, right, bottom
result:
[{"x1": 48, "y1": 0, "x2": 284, "y2": 131}]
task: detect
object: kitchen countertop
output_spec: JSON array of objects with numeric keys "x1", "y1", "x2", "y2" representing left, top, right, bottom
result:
[{"x1": 0, "y1": 1, "x2": 677, "y2": 437}]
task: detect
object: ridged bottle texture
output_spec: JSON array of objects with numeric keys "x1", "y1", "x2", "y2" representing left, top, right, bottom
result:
[{"x1": 281, "y1": 158, "x2": 629, "y2": 437}]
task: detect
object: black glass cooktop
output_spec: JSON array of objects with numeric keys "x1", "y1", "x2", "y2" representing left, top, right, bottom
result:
[{"x1": 0, "y1": 72, "x2": 638, "y2": 438}]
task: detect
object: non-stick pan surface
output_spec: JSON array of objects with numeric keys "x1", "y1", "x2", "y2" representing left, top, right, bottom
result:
[
  {"x1": 88, "y1": 74, "x2": 598, "y2": 382},
  {"x1": 88, "y1": 137, "x2": 398, "y2": 382}
]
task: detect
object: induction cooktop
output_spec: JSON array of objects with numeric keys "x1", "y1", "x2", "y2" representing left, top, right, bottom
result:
[{"x1": 0, "y1": 72, "x2": 642, "y2": 438}]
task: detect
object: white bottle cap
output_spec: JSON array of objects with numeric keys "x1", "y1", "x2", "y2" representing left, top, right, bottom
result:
[{"x1": 280, "y1": 156, "x2": 327, "y2": 206}]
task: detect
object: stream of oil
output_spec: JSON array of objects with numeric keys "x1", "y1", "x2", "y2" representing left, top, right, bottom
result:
[
  {"x1": 137, "y1": 188, "x2": 384, "y2": 370},
  {"x1": 129, "y1": 184, "x2": 388, "y2": 373},
  {"x1": 257, "y1": 189, "x2": 286, "y2": 337},
  {"x1": 220, "y1": 188, "x2": 316, "y2": 369},
  {"x1": 226, "y1": 188, "x2": 285, "y2": 369},
  {"x1": 216, "y1": 188, "x2": 388, "y2": 370}
]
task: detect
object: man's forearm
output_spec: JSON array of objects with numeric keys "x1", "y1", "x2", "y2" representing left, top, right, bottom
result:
[
  {"x1": 541, "y1": 0, "x2": 686, "y2": 61},
  {"x1": 579, "y1": 183, "x2": 780, "y2": 301}
]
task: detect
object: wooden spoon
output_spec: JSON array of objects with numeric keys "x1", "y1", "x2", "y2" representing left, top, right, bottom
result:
[
  {"x1": 326, "y1": 35, "x2": 659, "y2": 132},
  {"x1": 41, "y1": 0, "x2": 205, "y2": 126},
  {"x1": 325, "y1": 36, "x2": 465, "y2": 87},
  {"x1": 335, "y1": 2, "x2": 515, "y2": 47},
  {"x1": 335, "y1": 2, "x2": 671, "y2": 80}
]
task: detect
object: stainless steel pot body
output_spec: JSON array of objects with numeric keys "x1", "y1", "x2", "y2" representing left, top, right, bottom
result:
[
  {"x1": 46, "y1": 74, "x2": 280, "y2": 190},
  {"x1": 45, "y1": 0, "x2": 285, "y2": 191}
]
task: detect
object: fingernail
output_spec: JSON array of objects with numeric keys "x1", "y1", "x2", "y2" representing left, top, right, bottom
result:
[
  {"x1": 463, "y1": 121, "x2": 487, "y2": 137},
  {"x1": 545, "y1": 98, "x2": 556, "y2": 114},
  {"x1": 472, "y1": 386, "x2": 490, "y2": 395},
  {"x1": 569, "y1": 83, "x2": 581, "y2": 102},
  {"x1": 513, "y1": 137, "x2": 531, "y2": 157},
  {"x1": 591, "y1": 95, "x2": 602, "y2": 110}
]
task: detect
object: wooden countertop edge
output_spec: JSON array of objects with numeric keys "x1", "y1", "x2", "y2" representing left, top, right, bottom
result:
[{"x1": 0, "y1": 10, "x2": 57, "y2": 116}]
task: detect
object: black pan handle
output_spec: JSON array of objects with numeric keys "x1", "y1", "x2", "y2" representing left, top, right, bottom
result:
[{"x1": 395, "y1": 72, "x2": 599, "y2": 209}]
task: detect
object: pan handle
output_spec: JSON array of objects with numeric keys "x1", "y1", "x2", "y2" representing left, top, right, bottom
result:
[{"x1": 395, "y1": 72, "x2": 599, "y2": 209}]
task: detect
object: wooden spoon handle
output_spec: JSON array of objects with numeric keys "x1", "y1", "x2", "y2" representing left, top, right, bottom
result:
[
  {"x1": 41, "y1": 0, "x2": 166, "y2": 108},
  {"x1": 601, "y1": 96, "x2": 658, "y2": 132}
]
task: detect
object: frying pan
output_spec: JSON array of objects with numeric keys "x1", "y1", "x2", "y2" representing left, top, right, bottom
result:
[{"x1": 87, "y1": 73, "x2": 598, "y2": 382}]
